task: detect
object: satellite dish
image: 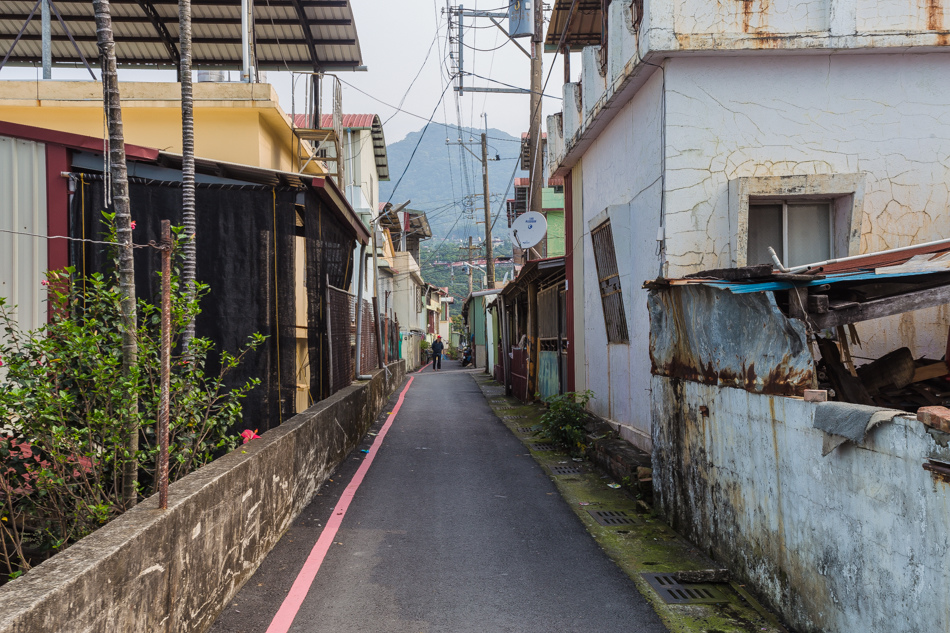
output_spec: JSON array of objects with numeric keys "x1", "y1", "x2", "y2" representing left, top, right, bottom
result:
[{"x1": 509, "y1": 212, "x2": 547, "y2": 249}]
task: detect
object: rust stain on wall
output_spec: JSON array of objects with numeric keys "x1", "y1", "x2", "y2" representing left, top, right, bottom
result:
[
  {"x1": 648, "y1": 285, "x2": 816, "y2": 397},
  {"x1": 928, "y1": 0, "x2": 944, "y2": 31}
]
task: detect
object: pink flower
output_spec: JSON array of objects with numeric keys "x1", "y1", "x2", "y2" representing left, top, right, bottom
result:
[
  {"x1": 41, "y1": 280, "x2": 48, "y2": 287},
  {"x1": 241, "y1": 429, "x2": 260, "y2": 444},
  {"x1": 0, "y1": 359, "x2": 4, "y2": 367},
  {"x1": 130, "y1": 221, "x2": 137, "y2": 230}
]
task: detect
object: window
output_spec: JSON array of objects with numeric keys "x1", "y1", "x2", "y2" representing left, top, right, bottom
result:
[
  {"x1": 747, "y1": 201, "x2": 832, "y2": 268},
  {"x1": 590, "y1": 219, "x2": 629, "y2": 344},
  {"x1": 729, "y1": 173, "x2": 866, "y2": 268}
]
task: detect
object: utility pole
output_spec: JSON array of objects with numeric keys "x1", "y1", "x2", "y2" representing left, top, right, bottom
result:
[
  {"x1": 468, "y1": 236, "x2": 474, "y2": 294},
  {"x1": 481, "y1": 132, "x2": 495, "y2": 288},
  {"x1": 528, "y1": 1, "x2": 543, "y2": 240}
]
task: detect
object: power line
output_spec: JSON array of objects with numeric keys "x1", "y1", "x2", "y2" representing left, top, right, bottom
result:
[
  {"x1": 384, "y1": 80, "x2": 453, "y2": 205},
  {"x1": 335, "y1": 77, "x2": 522, "y2": 143},
  {"x1": 0, "y1": 227, "x2": 162, "y2": 250}
]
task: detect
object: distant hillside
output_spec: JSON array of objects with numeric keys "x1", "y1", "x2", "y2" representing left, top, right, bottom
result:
[{"x1": 379, "y1": 125, "x2": 525, "y2": 241}]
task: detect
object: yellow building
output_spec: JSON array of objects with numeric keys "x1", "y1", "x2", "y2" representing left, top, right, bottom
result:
[{"x1": 0, "y1": 80, "x2": 323, "y2": 175}]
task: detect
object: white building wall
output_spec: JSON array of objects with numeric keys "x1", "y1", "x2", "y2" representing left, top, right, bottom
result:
[
  {"x1": 0, "y1": 136, "x2": 47, "y2": 333},
  {"x1": 662, "y1": 53, "x2": 950, "y2": 360},
  {"x1": 580, "y1": 71, "x2": 664, "y2": 451}
]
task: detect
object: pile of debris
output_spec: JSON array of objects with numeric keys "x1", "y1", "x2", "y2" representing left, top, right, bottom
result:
[{"x1": 815, "y1": 341, "x2": 950, "y2": 413}]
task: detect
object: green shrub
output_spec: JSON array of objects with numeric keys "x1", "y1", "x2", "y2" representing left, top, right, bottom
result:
[
  {"x1": 0, "y1": 229, "x2": 263, "y2": 580},
  {"x1": 534, "y1": 390, "x2": 594, "y2": 455}
]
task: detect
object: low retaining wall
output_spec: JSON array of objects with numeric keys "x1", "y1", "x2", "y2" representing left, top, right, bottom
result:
[
  {"x1": 652, "y1": 376, "x2": 950, "y2": 633},
  {"x1": 0, "y1": 361, "x2": 406, "y2": 633}
]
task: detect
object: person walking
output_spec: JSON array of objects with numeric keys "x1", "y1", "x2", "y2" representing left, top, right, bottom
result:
[{"x1": 431, "y1": 335, "x2": 445, "y2": 371}]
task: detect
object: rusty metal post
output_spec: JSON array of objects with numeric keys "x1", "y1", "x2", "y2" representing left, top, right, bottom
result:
[
  {"x1": 158, "y1": 220, "x2": 172, "y2": 510},
  {"x1": 372, "y1": 296, "x2": 384, "y2": 369},
  {"x1": 325, "y1": 274, "x2": 334, "y2": 392}
]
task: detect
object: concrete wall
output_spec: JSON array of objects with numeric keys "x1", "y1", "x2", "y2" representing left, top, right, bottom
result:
[
  {"x1": 0, "y1": 361, "x2": 406, "y2": 633},
  {"x1": 652, "y1": 376, "x2": 950, "y2": 633},
  {"x1": 579, "y1": 70, "x2": 664, "y2": 452},
  {"x1": 0, "y1": 81, "x2": 321, "y2": 175}
]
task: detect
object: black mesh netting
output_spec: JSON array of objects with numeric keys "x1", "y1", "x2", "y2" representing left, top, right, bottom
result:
[
  {"x1": 70, "y1": 177, "x2": 298, "y2": 432},
  {"x1": 304, "y1": 194, "x2": 355, "y2": 400}
]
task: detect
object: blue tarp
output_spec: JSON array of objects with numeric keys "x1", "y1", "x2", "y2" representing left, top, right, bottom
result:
[{"x1": 698, "y1": 269, "x2": 942, "y2": 294}]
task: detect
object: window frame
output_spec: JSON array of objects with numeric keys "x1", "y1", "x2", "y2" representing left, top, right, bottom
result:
[
  {"x1": 729, "y1": 173, "x2": 866, "y2": 268},
  {"x1": 590, "y1": 218, "x2": 630, "y2": 344},
  {"x1": 748, "y1": 199, "x2": 835, "y2": 268}
]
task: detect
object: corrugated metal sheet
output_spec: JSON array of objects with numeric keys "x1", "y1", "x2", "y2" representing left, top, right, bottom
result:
[
  {"x1": 648, "y1": 284, "x2": 815, "y2": 397},
  {"x1": 538, "y1": 351, "x2": 560, "y2": 400},
  {"x1": 0, "y1": 134, "x2": 47, "y2": 332},
  {"x1": 0, "y1": 0, "x2": 363, "y2": 69}
]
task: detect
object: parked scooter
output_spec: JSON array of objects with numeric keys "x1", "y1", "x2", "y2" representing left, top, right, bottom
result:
[{"x1": 460, "y1": 347, "x2": 473, "y2": 368}]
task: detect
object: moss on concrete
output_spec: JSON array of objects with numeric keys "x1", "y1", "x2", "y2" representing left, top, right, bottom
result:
[{"x1": 473, "y1": 375, "x2": 788, "y2": 633}]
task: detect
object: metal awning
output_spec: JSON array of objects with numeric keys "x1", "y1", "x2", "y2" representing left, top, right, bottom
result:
[
  {"x1": 0, "y1": 0, "x2": 363, "y2": 70},
  {"x1": 544, "y1": 0, "x2": 602, "y2": 53}
]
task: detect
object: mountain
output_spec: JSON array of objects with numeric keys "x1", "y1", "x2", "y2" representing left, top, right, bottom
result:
[
  {"x1": 379, "y1": 124, "x2": 525, "y2": 241},
  {"x1": 380, "y1": 124, "x2": 525, "y2": 302}
]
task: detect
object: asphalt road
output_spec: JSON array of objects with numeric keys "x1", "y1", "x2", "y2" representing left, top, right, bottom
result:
[{"x1": 210, "y1": 363, "x2": 668, "y2": 633}]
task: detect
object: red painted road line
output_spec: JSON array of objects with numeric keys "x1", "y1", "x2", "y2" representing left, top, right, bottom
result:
[
  {"x1": 417, "y1": 361, "x2": 431, "y2": 373},
  {"x1": 265, "y1": 376, "x2": 416, "y2": 633}
]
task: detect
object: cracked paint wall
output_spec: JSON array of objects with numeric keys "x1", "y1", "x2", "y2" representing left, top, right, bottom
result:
[
  {"x1": 662, "y1": 53, "x2": 950, "y2": 360},
  {"x1": 652, "y1": 377, "x2": 950, "y2": 633},
  {"x1": 579, "y1": 71, "x2": 664, "y2": 452}
]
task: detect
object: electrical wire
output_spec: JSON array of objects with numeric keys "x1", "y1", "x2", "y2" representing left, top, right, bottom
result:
[
  {"x1": 466, "y1": 72, "x2": 562, "y2": 98},
  {"x1": 335, "y1": 77, "x2": 521, "y2": 142},
  {"x1": 383, "y1": 24, "x2": 442, "y2": 127},
  {"x1": 384, "y1": 81, "x2": 453, "y2": 206}
]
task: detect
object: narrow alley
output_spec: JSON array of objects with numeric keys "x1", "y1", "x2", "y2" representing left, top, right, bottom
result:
[{"x1": 210, "y1": 365, "x2": 668, "y2": 633}]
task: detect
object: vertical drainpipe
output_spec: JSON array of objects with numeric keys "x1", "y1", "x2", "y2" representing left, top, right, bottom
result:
[
  {"x1": 564, "y1": 170, "x2": 575, "y2": 392},
  {"x1": 354, "y1": 242, "x2": 373, "y2": 380},
  {"x1": 41, "y1": 0, "x2": 51, "y2": 79},
  {"x1": 240, "y1": 0, "x2": 254, "y2": 82}
]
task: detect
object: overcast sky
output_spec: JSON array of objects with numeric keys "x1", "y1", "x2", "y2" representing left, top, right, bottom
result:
[{"x1": 1, "y1": 1, "x2": 569, "y2": 144}]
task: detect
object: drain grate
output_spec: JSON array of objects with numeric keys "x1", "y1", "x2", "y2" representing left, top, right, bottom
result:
[
  {"x1": 530, "y1": 443, "x2": 556, "y2": 451},
  {"x1": 503, "y1": 415, "x2": 527, "y2": 420},
  {"x1": 517, "y1": 426, "x2": 534, "y2": 434},
  {"x1": 549, "y1": 465, "x2": 582, "y2": 475},
  {"x1": 587, "y1": 510, "x2": 636, "y2": 526},
  {"x1": 641, "y1": 573, "x2": 729, "y2": 604}
]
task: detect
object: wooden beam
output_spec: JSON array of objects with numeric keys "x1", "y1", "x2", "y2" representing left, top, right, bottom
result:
[{"x1": 809, "y1": 283, "x2": 950, "y2": 330}]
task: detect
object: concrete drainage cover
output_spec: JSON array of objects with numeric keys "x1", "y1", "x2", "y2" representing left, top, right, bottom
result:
[
  {"x1": 640, "y1": 573, "x2": 729, "y2": 605},
  {"x1": 549, "y1": 465, "x2": 581, "y2": 475},
  {"x1": 587, "y1": 510, "x2": 636, "y2": 526},
  {"x1": 516, "y1": 426, "x2": 534, "y2": 434},
  {"x1": 503, "y1": 415, "x2": 527, "y2": 420},
  {"x1": 530, "y1": 443, "x2": 556, "y2": 451}
]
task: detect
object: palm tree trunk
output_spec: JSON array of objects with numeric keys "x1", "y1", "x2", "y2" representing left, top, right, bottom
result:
[
  {"x1": 179, "y1": 0, "x2": 196, "y2": 349},
  {"x1": 92, "y1": 0, "x2": 139, "y2": 508}
]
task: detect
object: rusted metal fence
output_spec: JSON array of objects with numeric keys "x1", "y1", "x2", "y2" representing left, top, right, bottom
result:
[
  {"x1": 358, "y1": 299, "x2": 379, "y2": 374},
  {"x1": 382, "y1": 316, "x2": 400, "y2": 362},
  {"x1": 327, "y1": 285, "x2": 353, "y2": 395}
]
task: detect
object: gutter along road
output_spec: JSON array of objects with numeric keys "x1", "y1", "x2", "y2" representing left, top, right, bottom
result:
[{"x1": 210, "y1": 364, "x2": 667, "y2": 632}]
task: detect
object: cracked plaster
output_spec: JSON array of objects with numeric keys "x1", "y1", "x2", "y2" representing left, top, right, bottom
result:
[{"x1": 653, "y1": 377, "x2": 950, "y2": 633}]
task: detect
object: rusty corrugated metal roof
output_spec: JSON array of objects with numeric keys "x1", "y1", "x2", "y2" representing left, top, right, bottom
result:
[
  {"x1": 0, "y1": 0, "x2": 362, "y2": 70},
  {"x1": 294, "y1": 112, "x2": 389, "y2": 181},
  {"x1": 544, "y1": 0, "x2": 603, "y2": 52}
]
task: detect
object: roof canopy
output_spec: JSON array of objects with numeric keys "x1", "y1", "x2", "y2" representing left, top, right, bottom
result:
[
  {"x1": 544, "y1": 0, "x2": 602, "y2": 53},
  {"x1": 0, "y1": 0, "x2": 362, "y2": 70},
  {"x1": 318, "y1": 113, "x2": 389, "y2": 181}
]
